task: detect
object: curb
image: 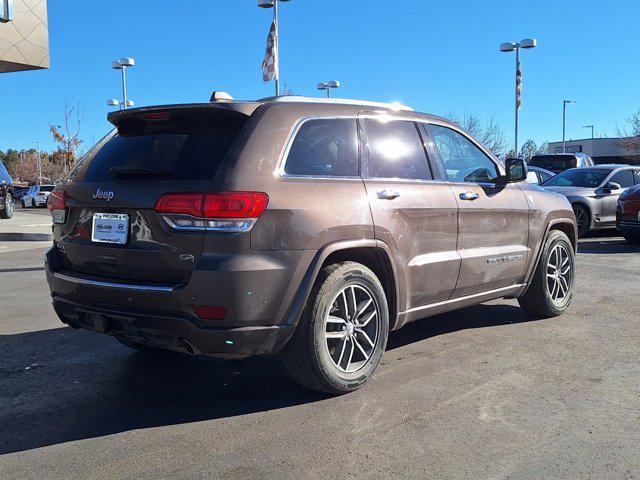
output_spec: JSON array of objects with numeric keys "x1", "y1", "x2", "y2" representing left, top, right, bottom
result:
[{"x1": 0, "y1": 232, "x2": 53, "y2": 241}]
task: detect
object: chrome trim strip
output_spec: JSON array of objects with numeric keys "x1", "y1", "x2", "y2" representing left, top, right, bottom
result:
[
  {"x1": 401, "y1": 283, "x2": 526, "y2": 315},
  {"x1": 53, "y1": 272, "x2": 176, "y2": 292}
]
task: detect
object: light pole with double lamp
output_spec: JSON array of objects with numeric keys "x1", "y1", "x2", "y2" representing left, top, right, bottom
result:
[
  {"x1": 500, "y1": 38, "x2": 537, "y2": 155},
  {"x1": 258, "y1": 0, "x2": 290, "y2": 96},
  {"x1": 111, "y1": 57, "x2": 135, "y2": 109},
  {"x1": 317, "y1": 80, "x2": 340, "y2": 98},
  {"x1": 562, "y1": 99, "x2": 576, "y2": 153}
]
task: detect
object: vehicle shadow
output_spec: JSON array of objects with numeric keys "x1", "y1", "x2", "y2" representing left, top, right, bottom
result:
[
  {"x1": 578, "y1": 237, "x2": 639, "y2": 255},
  {"x1": 0, "y1": 303, "x2": 536, "y2": 455}
]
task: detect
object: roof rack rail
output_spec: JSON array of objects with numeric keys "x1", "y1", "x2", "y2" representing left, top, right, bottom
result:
[{"x1": 257, "y1": 95, "x2": 413, "y2": 111}]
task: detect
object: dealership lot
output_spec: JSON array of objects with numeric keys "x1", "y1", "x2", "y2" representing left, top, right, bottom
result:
[{"x1": 0, "y1": 235, "x2": 638, "y2": 479}]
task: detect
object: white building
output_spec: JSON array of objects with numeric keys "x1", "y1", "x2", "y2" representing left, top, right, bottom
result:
[{"x1": 547, "y1": 137, "x2": 639, "y2": 165}]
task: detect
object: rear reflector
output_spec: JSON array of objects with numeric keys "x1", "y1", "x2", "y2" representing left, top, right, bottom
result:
[
  {"x1": 193, "y1": 306, "x2": 227, "y2": 320},
  {"x1": 48, "y1": 189, "x2": 67, "y2": 224}
]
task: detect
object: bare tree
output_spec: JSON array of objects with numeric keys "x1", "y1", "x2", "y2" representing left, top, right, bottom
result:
[
  {"x1": 615, "y1": 107, "x2": 640, "y2": 156},
  {"x1": 445, "y1": 112, "x2": 507, "y2": 157},
  {"x1": 518, "y1": 139, "x2": 538, "y2": 161},
  {"x1": 50, "y1": 98, "x2": 84, "y2": 173}
]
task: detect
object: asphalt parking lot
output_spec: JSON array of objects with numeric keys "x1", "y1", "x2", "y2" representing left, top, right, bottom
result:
[{"x1": 0, "y1": 234, "x2": 639, "y2": 479}]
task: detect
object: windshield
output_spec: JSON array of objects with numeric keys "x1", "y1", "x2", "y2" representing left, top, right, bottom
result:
[{"x1": 542, "y1": 169, "x2": 612, "y2": 188}]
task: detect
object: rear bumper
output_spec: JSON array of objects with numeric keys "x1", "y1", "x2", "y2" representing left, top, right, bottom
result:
[
  {"x1": 45, "y1": 246, "x2": 314, "y2": 357},
  {"x1": 52, "y1": 296, "x2": 293, "y2": 358}
]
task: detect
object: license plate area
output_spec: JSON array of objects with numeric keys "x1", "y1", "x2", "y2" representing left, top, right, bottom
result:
[{"x1": 91, "y1": 213, "x2": 129, "y2": 244}]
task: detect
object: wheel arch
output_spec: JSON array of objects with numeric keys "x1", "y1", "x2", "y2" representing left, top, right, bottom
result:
[
  {"x1": 519, "y1": 217, "x2": 577, "y2": 296},
  {"x1": 284, "y1": 239, "x2": 401, "y2": 332},
  {"x1": 570, "y1": 201, "x2": 592, "y2": 230}
]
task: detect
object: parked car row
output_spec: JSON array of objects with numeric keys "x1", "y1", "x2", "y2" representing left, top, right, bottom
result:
[
  {"x1": 541, "y1": 165, "x2": 640, "y2": 237},
  {"x1": 20, "y1": 184, "x2": 56, "y2": 208}
]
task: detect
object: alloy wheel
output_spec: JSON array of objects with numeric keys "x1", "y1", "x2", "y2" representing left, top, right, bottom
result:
[
  {"x1": 5, "y1": 194, "x2": 13, "y2": 217},
  {"x1": 573, "y1": 206, "x2": 588, "y2": 235},
  {"x1": 546, "y1": 244, "x2": 573, "y2": 304},
  {"x1": 324, "y1": 284, "x2": 379, "y2": 373}
]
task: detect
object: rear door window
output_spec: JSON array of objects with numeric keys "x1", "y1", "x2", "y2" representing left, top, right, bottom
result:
[
  {"x1": 363, "y1": 118, "x2": 432, "y2": 180},
  {"x1": 284, "y1": 118, "x2": 358, "y2": 176},
  {"x1": 71, "y1": 110, "x2": 247, "y2": 182},
  {"x1": 610, "y1": 169, "x2": 635, "y2": 188}
]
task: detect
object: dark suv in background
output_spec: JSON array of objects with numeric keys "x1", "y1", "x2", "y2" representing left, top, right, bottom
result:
[
  {"x1": 46, "y1": 95, "x2": 577, "y2": 393},
  {"x1": 0, "y1": 161, "x2": 15, "y2": 219},
  {"x1": 529, "y1": 152, "x2": 595, "y2": 174}
]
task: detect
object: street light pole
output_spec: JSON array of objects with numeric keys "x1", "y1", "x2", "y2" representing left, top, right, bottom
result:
[
  {"x1": 562, "y1": 99, "x2": 575, "y2": 153},
  {"x1": 514, "y1": 45, "x2": 520, "y2": 155},
  {"x1": 111, "y1": 58, "x2": 135, "y2": 109},
  {"x1": 583, "y1": 124, "x2": 594, "y2": 139},
  {"x1": 500, "y1": 38, "x2": 537, "y2": 156},
  {"x1": 32, "y1": 140, "x2": 42, "y2": 185},
  {"x1": 317, "y1": 80, "x2": 340, "y2": 98}
]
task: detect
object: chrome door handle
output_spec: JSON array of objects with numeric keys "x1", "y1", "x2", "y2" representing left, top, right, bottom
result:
[
  {"x1": 377, "y1": 189, "x2": 400, "y2": 200},
  {"x1": 459, "y1": 191, "x2": 480, "y2": 201}
]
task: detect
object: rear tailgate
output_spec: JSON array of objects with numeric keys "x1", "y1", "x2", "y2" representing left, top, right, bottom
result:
[{"x1": 51, "y1": 106, "x2": 249, "y2": 286}]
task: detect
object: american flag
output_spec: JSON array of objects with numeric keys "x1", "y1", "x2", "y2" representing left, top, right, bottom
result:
[
  {"x1": 262, "y1": 15, "x2": 278, "y2": 82},
  {"x1": 516, "y1": 57, "x2": 522, "y2": 111}
]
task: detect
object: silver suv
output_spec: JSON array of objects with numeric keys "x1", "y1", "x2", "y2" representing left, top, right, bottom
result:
[{"x1": 542, "y1": 165, "x2": 640, "y2": 236}]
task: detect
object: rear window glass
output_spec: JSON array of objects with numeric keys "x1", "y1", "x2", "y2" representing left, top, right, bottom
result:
[
  {"x1": 284, "y1": 118, "x2": 358, "y2": 176},
  {"x1": 529, "y1": 156, "x2": 574, "y2": 170},
  {"x1": 40, "y1": 185, "x2": 55, "y2": 192},
  {"x1": 71, "y1": 110, "x2": 247, "y2": 182}
]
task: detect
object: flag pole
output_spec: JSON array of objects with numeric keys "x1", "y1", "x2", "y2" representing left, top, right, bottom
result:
[
  {"x1": 274, "y1": 0, "x2": 280, "y2": 96},
  {"x1": 514, "y1": 45, "x2": 520, "y2": 155}
]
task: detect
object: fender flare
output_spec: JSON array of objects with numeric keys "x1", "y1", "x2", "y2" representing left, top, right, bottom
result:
[
  {"x1": 283, "y1": 238, "x2": 401, "y2": 329},
  {"x1": 518, "y1": 217, "x2": 577, "y2": 296}
]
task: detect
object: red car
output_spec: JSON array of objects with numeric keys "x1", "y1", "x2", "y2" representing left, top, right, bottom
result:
[{"x1": 617, "y1": 184, "x2": 640, "y2": 245}]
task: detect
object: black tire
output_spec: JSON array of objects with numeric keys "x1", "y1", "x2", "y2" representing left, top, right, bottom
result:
[
  {"x1": 573, "y1": 204, "x2": 590, "y2": 237},
  {"x1": 623, "y1": 233, "x2": 640, "y2": 245},
  {"x1": 0, "y1": 193, "x2": 13, "y2": 219},
  {"x1": 518, "y1": 230, "x2": 575, "y2": 318},
  {"x1": 282, "y1": 261, "x2": 389, "y2": 394},
  {"x1": 115, "y1": 337, "x2": 169, "y2": 354},
  {"x1": 31, "y1": 199, "x2": 36, "y2": 208}
]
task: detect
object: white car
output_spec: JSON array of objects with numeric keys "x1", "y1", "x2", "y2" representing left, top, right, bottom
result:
[{"x1": 21, "y1": 184, "x2": 56, "y2": 208}]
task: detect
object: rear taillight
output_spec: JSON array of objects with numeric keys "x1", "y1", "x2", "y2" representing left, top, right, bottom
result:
[
  {"x1": 48, "y1": 189, "x2": 67, "y2": 224},
  {"x1": 154, "y1": 192, "x2": 268, "y2": 232}
]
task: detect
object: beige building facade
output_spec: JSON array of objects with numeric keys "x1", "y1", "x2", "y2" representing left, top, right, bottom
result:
[{"x1": 0, "y1": 0, "x2": 49, "y2": 73}]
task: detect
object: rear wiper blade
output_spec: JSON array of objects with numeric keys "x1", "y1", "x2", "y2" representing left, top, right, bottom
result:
[{"x1": 109, "y1": 167, "x2": 171, "y2": 179}]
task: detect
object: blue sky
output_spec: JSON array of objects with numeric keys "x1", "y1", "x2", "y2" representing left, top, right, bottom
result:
[{"x1": 2, "y1": 0, "x2": 639, "y2": 153}]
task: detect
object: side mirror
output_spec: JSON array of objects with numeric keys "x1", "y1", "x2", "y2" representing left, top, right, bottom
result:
[
  {"x1": 604, "y1": 182, "x2": 621, "y2": 192},
  {"x1": 504, "y1": 158, "x2": 527, "y2": 183}
]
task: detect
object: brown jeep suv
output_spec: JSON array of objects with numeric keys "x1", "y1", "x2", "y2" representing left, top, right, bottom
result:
[{"x1": 45, "y1": 95, "x2": 577, "y2": 393}]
